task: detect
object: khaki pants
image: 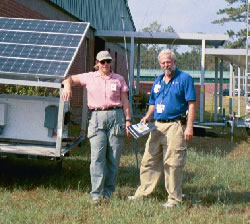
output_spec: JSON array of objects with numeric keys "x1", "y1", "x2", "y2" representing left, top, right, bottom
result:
[{"x1": 135, "y1": 121, "x2": 187, "y2": 204}]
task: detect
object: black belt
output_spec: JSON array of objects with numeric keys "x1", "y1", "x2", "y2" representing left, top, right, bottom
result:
[
  {"x1": 156, "y1": 118, "x2": 181, "y2": 123},
  {"x1": 90, "y1": 106, "x2": 122, "y2": 111}
]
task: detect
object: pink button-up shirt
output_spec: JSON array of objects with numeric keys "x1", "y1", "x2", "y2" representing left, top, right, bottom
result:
[{"x1": 77, "y1": 71, "x2": 129, "y2": 109}]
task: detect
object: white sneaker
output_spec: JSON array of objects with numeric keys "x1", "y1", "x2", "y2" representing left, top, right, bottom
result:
[
  {"x1": 128, "y1": 195, "x2": 143, "y2": 200},
  {"x1": 91, "y1": 197, "x2": 101, "y2": 205},
  {"x1": 162, "y1": 201, "x2": 178, "y2": 208}
]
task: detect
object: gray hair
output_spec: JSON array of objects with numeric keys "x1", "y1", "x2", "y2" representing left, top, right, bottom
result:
[{"x1": 158, "y1": 49, "x2": 176, "y2": 62}]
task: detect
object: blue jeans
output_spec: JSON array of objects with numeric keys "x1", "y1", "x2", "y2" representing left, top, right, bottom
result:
[{"x1": 87, "y1": 108, "x2": 126, "y2": 199}]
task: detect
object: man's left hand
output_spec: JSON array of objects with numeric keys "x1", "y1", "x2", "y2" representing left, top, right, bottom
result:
[{"x1": 184, "y1": 126, "x2": 193, "y2": 141}]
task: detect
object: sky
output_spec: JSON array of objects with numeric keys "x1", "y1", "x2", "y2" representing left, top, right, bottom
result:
[{"x1": 127, "y1": 0, "x2": 246, "y2": 52}]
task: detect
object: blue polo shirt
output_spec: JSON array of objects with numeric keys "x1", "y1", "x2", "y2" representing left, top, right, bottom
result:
[{"x1": 149, "y1": 68, "x2": 196, "y2": 120}]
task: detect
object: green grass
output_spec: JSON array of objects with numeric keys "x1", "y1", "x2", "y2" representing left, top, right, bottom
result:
[{"x1": 0, "y1": 126, "x2": 249, "y2": 224}]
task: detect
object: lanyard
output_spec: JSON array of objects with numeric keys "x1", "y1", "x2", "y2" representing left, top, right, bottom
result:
[{"x1": 160, "y1": 78, "x2": 172, "y2": 104}]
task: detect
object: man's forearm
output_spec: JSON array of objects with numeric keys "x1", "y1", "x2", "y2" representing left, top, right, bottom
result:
[
  {"x1": 187, "y1": 101, "x2": 196, "y2": 128},
  {"x1": 145, "y1": 105, "x2": 155, "y2": 121}
]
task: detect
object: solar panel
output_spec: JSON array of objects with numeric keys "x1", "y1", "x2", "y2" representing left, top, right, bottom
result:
[{"x1": 0, "y1": 17, "x2": 90, "y2": 79}]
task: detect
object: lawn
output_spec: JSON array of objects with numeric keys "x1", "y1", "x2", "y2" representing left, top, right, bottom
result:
[{"x1": 0, "y1": 124, "x2": 249, "y2": 224}]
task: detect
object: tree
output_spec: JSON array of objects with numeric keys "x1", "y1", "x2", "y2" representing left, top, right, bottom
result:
[
  {"x1": 212, "y1": 0, "x2": 247, "y2": 48},
  {"x1": 138, "y1": 21, "x2": 177, "y2": 69},
  {"x1": 175, "y1": 47, "x2": 201, "y2": 71}
]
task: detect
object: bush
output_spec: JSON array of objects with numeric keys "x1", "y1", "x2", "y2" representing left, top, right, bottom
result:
[{"x1": 2, "y1": 85, "x2": 59, "y2": 97}]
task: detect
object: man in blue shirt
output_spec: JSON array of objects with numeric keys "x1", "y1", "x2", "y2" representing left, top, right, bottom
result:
[{"x1": 129, "y1": 49, "x2": 196, "y2": 208}]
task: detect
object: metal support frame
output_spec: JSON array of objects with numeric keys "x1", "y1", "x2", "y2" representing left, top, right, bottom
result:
[
  {"x1": 0, "y1": 78, "x2": 62, "y2": 89},
  {"x1": 0, "y1": 78, "x2": 66, "y2": 159}
]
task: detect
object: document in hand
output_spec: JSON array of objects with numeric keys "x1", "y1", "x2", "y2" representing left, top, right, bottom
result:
[{"x1": 128, "y1": 122, "x2": 156, "y2": 139}]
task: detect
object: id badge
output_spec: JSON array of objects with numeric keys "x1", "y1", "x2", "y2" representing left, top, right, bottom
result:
[
  {"x1": 154, "y1": 84, "x2": 161, "y2": 93},
  {"x1": 111, "y1": 84, "x2": 116, "y2": 91},
  {"x1": 156, "y1": 104, "x2": 165, "y2": 113}
]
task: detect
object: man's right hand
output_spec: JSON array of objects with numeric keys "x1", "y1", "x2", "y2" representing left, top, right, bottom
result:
[
  {"x1": 140, "y1": 116, "x2": 148, "y2": 124},
  {"x1": 140, "y1": 105, "x2": 155, "y2": 124}
]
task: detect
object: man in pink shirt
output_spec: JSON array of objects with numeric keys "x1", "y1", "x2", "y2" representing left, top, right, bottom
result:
[{"x1": 62, "y1": 51, "x2": 131, "y2": 204}]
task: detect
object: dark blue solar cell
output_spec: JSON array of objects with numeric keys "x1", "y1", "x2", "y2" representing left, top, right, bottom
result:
[
  {"x1": 10, "y1": 45, "x2": 25, "y2": 57},
  {"x1": 20, "y1": 45, "x2": 33, "y2": 57},
  {"x1": 0, "y1": 44, "x2": 7, "y2": 55},
  {"x1": 28, "y1": 61, "x2": 42, "y2": 73},
  {"x1": 56, "y1": 22, "x2": 71, "y2": 33},
  {"x1": 36, "y1": 33, "x2": 49, "y2": 44},
  {"x1": 2, "y1": 58, "x2": 15, "y2": 71},
  {"x1": 68, "y1": 23, "x2": 87, "y2": 34},
  {"x1": 62, "y1": 36, "x2": 81, "y2": 47},
  {"x1": 3, "y1": 45, "x2": 14, "y2": 55},
  {"x1": 0, "y1": 58, "x2": 6, "y2": 68},
  {"x1": 55, "y1": 63, "x2": 69, "y2": 75},
  {"x1": 27, "y1": 47, "x2": 39, "y2": 58},
  {"x1": 11, "y1": 20, "x2": 25, "y2": 30},
  {"x1": 0, "y1": 32, "x2": 6, "y2": 41},
  {"x1": 11, "y1": 61, "x2": 23, "y2": 72},
  {"x1": 20, "y1": 60, "x2": 33, "y2": 73},
  {"x1": 0, "y1": 18, "x2": 9, "y2": 29}
]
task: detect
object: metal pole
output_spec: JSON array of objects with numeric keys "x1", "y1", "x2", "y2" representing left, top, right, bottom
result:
[
  {"x1": 81, "y1": 87, "x2": 88, "y2": 137},
  {"x1": 129, "y1": 36, "x2": 135, "y2": 100},
  {"x1": 237, "y1": 67, "x2": 241, "y2": 117},
  {"x1": 229, "y1": 64, "x2": 233, "y2": 115},
  {"x1": 219, "y1": 59, "x2": 224, "y2": 120},
  {"x1": 121, "y1": 16, "x2": 133, "y2": 119},
  {"x1": 245, "y1": 0, "x2": 249, "y2": 120},
  {"x1": 214, "y1": 57, "x2": 218, "y2": 121},
  {"x1": 121, "y1": 16, "x2": 138, "y2": 172},
  {"x1": 200, "y1": 39, "x2": 205, "y2": 122},
  {"x1": 136, "y1": 43, "x2": 141, "y2": 94},
  {"x1": 56, "y1": 88, "x2": 65, "y2": 158}
]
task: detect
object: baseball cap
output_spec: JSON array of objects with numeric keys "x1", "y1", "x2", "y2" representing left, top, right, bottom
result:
[{"x1": 96, "y1": 51, "x2": 112, "y2": 61}]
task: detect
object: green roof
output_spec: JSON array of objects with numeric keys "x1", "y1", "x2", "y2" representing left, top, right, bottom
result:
[{"x1": 48, "y1": 0, "x2": 135, "y2": 31}]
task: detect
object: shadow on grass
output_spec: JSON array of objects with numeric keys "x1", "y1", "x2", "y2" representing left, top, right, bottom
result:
[
  {"x1": 0, "y1": 156, "x2": 91, "y2": 192},
  {"x1": 182, "y1": 185, "x2": 250, "y2": 207},
  {"x1": 0, "y1": 147, "x2": 141, "y2": 193}
]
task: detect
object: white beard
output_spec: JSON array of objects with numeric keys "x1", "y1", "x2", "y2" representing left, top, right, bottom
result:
[{"x1": 165, "y1": 64, "x2": 176, "y2": 76}]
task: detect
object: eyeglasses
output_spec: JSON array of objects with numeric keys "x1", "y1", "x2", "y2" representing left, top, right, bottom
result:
[{"x1": 100, "y1": 59, "x2": 112, "y2": 64}]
